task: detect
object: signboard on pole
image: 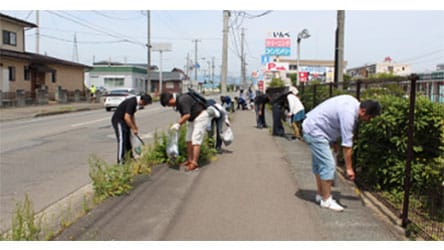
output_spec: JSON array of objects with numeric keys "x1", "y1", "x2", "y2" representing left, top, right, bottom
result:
[
  {"x1": 151, "y1": 43, "x2": 172, "y2": 52},
  {"x1": 261, "y1": 55, "x2": 270, "y2": 65},
  {"x1": 265, "y1": 31, "x2": 291, "y2": 56},
  {"x1": 266, "y1": 62, "x2": 289, "y2": 71},
  {"x1": 265, "y1": 47, "x2": 291, "y2": 56}
]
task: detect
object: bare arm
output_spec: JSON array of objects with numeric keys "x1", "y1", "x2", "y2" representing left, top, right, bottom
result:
[
  {"x1": 342, "y1": 146, "x2": 355, "y2": 180},
  {"x1": 178, "y1": 114, "x2": 191, "y2": 125},
  {"x1": 124, "y1": 113, "x2": 138, "y2": 135}
]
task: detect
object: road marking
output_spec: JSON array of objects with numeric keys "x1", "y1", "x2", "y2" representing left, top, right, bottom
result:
[
  {"x1": 107, "y1": 132, "x2": 154, "y2": 139},
  {"x1": 71, "y1": 118, "x2": 110, "y2": 127}
]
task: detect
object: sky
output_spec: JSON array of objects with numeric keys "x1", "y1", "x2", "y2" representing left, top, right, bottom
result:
[{"x1": 1, "y1": 1, "x2": 444, "y2": 83}]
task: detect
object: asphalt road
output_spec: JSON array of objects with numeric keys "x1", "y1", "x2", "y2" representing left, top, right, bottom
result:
[{"x1": 0, "y1": 102, "x2": 176, "y2": 232}]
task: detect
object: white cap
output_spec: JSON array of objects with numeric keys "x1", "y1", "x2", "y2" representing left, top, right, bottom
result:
[{"x1": 289, "y1": 86, "x2": 299, "y2": 95}]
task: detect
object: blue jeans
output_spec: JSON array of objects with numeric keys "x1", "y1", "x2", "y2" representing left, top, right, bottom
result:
[{"x1": 302, "y1": 133, "x2": 336, "y2": 180}]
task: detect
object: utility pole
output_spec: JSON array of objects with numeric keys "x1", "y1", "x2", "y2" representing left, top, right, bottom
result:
[
  {"x1": 221, "y1": 10, "x2": 230, "y2": 94},
  {"x1": 334, "y1": 10, "x2": 345, "y2": 86},
  {"x1": 192, "y1": 39, "x2": 201, "y2": 89},
  {"x1": 146, "y1": 10, "x2": 152, "y2": 94},
  {"x1": 185, "y1": 53, "x2": 191, "y2": 78},
  {"x1": 36, "y1": 10, "x2": 40, "y2": 54},
  {"x1": 241, "y1": 28, "x2": 246, "y2": 88},
  {"x1": 211, "y1": 56, "x2": 215, "y2": 84},
  {"x1": 72, "y1": 33, "x2": 79, "y2": 62}
]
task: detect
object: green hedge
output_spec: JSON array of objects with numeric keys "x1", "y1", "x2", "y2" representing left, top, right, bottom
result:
[{"x1": 355, "y1": 94, "x2": 444, "y2": 214}]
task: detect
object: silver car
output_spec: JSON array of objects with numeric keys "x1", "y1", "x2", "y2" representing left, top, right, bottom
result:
[{"x1": 103, "y1": 88, "x2": 142, "y2": 111}]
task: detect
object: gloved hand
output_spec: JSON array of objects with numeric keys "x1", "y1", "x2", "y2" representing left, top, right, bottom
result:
[{"x1": 170, "y1": 123, "x2": 180, "y2": 131}]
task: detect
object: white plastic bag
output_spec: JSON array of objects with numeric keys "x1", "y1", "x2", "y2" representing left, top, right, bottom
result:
[
  {"x1": 222, "y1": 127, "x2": 234, "y2": 146},
  {"x1": 130, "y1": 133, "x2": 144, "y2": 159},
  {"x1": 166, "y1": 131, "x2": 179, "y2": 160}
]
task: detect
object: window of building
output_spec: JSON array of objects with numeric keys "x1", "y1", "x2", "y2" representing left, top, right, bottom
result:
[
  {"x1": 388, "y1": 66, "x2": 394, "y2": 73},
  {"x1": 8, "y1": 66, "x2": 16, "y2": 81},
  {"x1": 3, "y1": 30, "x2": 17, "y2": 46},
  {"x1": 24, "y1": 66, "x2": 30, "y2": 80},
  {"x1": 104, "y1": 77, "x2": 124, "y2": 87},
  {"x1": 51, "y1": 71, "x2": 57, "y2": 83}
]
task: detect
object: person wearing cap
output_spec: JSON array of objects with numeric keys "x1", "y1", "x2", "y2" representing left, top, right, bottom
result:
[
  {"x1": 286, "y1": 86, "x2": 305, "y2": 140},
  {"x1": 302, "y1": 95, "x2": 381, "y2": 212},
  {"x1": 111, "y1": 94, "x2": 152, "y2": 164},
  {"x1": 159, "y1": 92, "x2": 210, "y2": 171}
]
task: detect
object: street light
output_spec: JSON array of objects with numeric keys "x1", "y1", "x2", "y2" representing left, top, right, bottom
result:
[
  {"x1": 296, "y1": 29, "x2": 310, "y2": 86},
  {"x1": 152, "y1": 43, "x2": 172, "y2": 93}
]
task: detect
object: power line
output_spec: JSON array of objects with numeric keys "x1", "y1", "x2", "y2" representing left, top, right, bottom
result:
[
  {"x1": 39, "y1": 34, "x2": 134, "y2": 44},
  {"x1": 244, "y1": 10, "x2": 273, "y2": 19},
  {"x1": 46, "y1": 11, "x2": 145, "y2": 47},
  {"x1": 398, "y1": 49, "x2": 443, "y2": 63},
  {"x1": 91, "y1": 10, "x2": 143, "y2": 20}
]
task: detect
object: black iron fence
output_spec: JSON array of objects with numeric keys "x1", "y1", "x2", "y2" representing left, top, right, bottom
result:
[{"x1": 300, "y1": 74, "x2": 444, "y2": 240}]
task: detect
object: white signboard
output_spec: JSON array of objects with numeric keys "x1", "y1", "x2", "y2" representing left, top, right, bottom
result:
[
  {"x1": 152, "y1": 43, "x2": 172, "y2": 51},
  {"x1": 266, "y1": 62, "x2": 289, "y2": 71}
]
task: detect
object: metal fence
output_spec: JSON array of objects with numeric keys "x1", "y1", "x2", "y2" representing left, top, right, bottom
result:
[{"x1": 299, "y1": 74, "x2": 444, "y2": 240}]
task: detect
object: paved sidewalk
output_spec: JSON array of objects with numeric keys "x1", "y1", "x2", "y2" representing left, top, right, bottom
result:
[
  {"x1": 0, "y1": 102, "x2": 103, "y2": 122},
  {"x1": 54, "y1": 109, "x2": 405, "y2": 240}
]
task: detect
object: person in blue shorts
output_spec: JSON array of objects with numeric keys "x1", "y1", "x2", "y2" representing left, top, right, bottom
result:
[{"x1": 302, "y1": 95, "x2": 381, "y2": 212}]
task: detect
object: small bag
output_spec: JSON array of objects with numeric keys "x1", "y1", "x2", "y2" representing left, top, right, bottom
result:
[
  {"x1": 166, "y1": 131, "x2": 179, "y2": 160},
  {"x1": 222, "y1": 127, "x2": 234, "y2": 146},
  {"x1": 130, "y1": 133, "x2": 144, "y2": 159}
]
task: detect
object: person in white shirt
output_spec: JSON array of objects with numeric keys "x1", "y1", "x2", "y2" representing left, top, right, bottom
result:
[
  {"x1": 302, "y1": 95, "x2": 381, "y2": 212},
  {"x1": 286, "y1": 86, "x2": 305, "y2": 139}
]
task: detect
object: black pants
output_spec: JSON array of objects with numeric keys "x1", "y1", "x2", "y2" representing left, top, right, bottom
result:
[
  {"x1": 209, "y1": 116, "x2": 224, "y2": 151},
  {"x1": 272, "y1": 103, "x2": 285, "y2": 136},
  {"x1": 112, "y1": 119, "x2": 132, "y2": 164},
  {"x1": 255, "y1": 104, "x2": 267, "y2": 128}
]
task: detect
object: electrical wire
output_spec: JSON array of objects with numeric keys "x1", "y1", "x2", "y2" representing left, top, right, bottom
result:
[
  {"x1": 91, "y1": 10, "x2": 143, "y2": 20},
  {"x1": 40, "y1": 34, "x2": 133, "y2": 44},
  {"x1": 46, "y1": 11, "x2": 145, "y2": 47}
]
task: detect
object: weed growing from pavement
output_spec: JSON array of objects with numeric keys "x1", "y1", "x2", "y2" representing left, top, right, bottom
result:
[
  {"x1": 89, "y1": 126, "x2": 217, "y2": 201},
  {"x1": 0, "y1": 194, "x2": 42, "y2": 240}
]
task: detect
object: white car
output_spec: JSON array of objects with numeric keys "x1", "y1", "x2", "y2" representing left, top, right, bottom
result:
[{"x1": 104, "y1": 88, "x2": 142, "y2": 111}]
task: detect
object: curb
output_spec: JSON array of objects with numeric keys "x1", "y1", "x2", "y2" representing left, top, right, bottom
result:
[
  {"x1": 33, "y1": 108, "x2": 95, "y2": 118},
  {"x1": 336, "y1": 167, "x2": 407, "y2": 239},
  {"x1": 36, "y1": 183, "x2": 96, "y2": 239}
]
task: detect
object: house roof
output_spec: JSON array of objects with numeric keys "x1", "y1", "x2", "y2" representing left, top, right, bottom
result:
[
  {"x1": 1, "y1": 49, "x2": 92, "y2": 69},
  {"x1": 0, "y1": 13, "x2": 38, "y2": 28},
  {"x1": 89, "y1": 64, "x2": 188, "y2": 81}
]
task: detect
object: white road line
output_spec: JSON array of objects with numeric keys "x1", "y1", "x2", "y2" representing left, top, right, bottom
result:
[{"x1": 71, "y1": 117, "x2": 110, "y2": 127}]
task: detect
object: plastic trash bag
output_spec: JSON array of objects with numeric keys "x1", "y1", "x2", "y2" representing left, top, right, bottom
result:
[
  {"x1": 222, "y1": 127, "x2": 233, "y2": 146},
  {"x1": 130, "y1": 133, "x2": 144, "y2": 159},
  {"x1": 166, "y1": 130, "x2": 179, "y2": 160}
]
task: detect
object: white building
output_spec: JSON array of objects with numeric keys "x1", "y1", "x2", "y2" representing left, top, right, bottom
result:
[{"x1": 346, "y1": 57, "x2": 411, "y2": 78}]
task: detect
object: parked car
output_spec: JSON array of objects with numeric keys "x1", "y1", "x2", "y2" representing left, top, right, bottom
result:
[{"x1": 103, "y1": 88, "x2": 143, "y2": 111}]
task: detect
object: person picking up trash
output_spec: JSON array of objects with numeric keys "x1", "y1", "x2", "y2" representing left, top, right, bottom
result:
[
  {"x1": 111, "y1": 94, "x2": 152, "y2": 164},
  {"x1": 160, "y1": 91, "x2": 211, "y2": 171}
]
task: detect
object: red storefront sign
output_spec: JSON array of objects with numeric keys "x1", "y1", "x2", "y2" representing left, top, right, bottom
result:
[
  {"x1": 299, "y1": 72, "x2": 308, "y2": 82},
  {"x1": 265, "y1": 38, "x2": 291, "y2": 48}
]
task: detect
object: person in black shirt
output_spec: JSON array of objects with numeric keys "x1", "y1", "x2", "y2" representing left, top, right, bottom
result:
[
  {"x1": 254, "y1": 93, "x2": 270, "y2": 129},
  {"x1": 111, "y1": 94, "x2": 152, "y2": 164},
  {"x1": 160, "y1": 92, "x2": 210, "y2": 171}
]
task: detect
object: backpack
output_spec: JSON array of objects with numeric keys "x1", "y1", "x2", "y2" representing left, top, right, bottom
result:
[
  {"x1": 187, "y1": 88, "x2": 210, "y2": 108},
  {"x1": 186, "y1": 88, "x2": 221, "y2": 109}
]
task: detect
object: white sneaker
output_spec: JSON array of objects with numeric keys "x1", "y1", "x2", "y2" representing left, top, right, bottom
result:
[
  {"x1": 315, "y1": 194, "x2": 322, "y2": 203},
  {"x1": 320, "y1": 196, "x2": 344, "y2": 212}
]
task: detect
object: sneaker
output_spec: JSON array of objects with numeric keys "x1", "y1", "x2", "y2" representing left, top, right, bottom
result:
[
  {"x1": 315, "y1": 194, "x2": 322, "y2": 203},
  {"x1": 320, "y1": 196, "x2": 344, "y2": 212}
]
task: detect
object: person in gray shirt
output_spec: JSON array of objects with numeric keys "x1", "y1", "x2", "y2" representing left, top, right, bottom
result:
[{"x1": 302, "y1": 95, "x2": 381, "y2": 211}]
